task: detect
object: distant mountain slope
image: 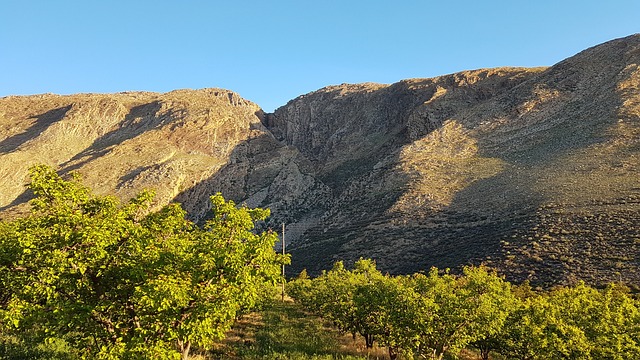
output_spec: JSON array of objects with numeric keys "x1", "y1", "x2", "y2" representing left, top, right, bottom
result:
[
  {"x1": 269, "y1": 34, "x2": 640, "y2": 286},
  {"x1": 1, "y1": 34, "x2": 638, "y2": 286},
  {"x1": 0, "y1": 89, "x2": 272, "y2": 217}
]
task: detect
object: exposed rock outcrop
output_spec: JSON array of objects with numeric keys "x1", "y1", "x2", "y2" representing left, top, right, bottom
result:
[{"x1": 267, "y1": 35, "x2": 640, "y2": 286}]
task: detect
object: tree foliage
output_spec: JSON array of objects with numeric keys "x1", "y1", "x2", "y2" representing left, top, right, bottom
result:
[
  {"x1": 353, "y1": 275, "x2": 420, "y2": 359},
  {"x1": 289, "y1": 260, "x2": 640, "y2": 360},
  {"x1": 287, "y1": 258, "x2": 384, "y2": 347},
  {"x1": 500, "y1": 282, "x2": 640, "y2": 360},
  {"x1": 410, "y1": 266, "x2": 515, "y2": 360},
  {"x1": 289, "y1": 262, "x2": 515, "y2": 360},
  {"x1": 0, "y1": 165, "x2": 288, "y2": 359}
]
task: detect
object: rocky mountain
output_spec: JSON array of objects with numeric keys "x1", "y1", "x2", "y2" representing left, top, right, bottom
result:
[{"x1": 1, "y1": 35, "x2": 639, "y2": 287}]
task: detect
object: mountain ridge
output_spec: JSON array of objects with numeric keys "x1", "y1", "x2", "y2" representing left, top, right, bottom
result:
[{"x1": 1, "y1": 34, "x2": 639, "y2": 286}]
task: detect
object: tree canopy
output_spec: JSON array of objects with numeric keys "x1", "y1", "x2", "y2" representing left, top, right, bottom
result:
[
  {"x1": 289, "y1": 260, "x2": 640, "y2": 360},
  {"x1": 0, "y1": 165, "x2": 288, "y2": 359}
]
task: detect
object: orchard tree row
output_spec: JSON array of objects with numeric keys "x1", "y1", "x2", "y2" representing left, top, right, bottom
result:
[
  {"x1": 0, "y1": 165, "x2": 288, "y2": 359},
  {"x1": 288, "y1": 259, "x2": 640, "y2": 360}
]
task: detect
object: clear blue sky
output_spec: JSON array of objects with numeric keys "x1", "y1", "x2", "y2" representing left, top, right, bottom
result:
[{"x1": 1, "y1": 1, "x2": 638, "y2": 112}]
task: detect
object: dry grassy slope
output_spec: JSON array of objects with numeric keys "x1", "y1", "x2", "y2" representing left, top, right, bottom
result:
[
  {"x1": 1, "y1": 35, "x2": 638, "y2": 287},
  {"x1": 0, "y1": 89, "x2": 271, "y2": 217}
]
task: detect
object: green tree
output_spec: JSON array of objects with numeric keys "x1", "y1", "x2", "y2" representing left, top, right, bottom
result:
[
  {"x1": 354, "y1": 275, "x2": 424, "y2": 360},
  {"x1": 498, "y1": 285, "x2": 591, "y2": 360},
  {"x1": 498, "y1": 293, "x2": 550, "y2": 360},
  {"x1": 317, "y1": 259, "x2": 381, "y2": 347},
  {"x1": 411, "y1": 266, "x2": 514, "y2": 360},
  {"x1": 286, "y1": 269, "x2": 314, "y2": 310},
  {"x1": 0, "y1": 165, "x2": 287, "y2": 359},
  {"x1": 547, "y1": 282, "x2": 640, "y2": 360},
  {"x1": 287, "y1": 259, "x2": 384, "y2": 348},
  {"x1": 463, "y1": 266, "x2": 517, "y2": 360},
  {"x1": 589, "y1": 283, "x2": 640, "y2": 359}
]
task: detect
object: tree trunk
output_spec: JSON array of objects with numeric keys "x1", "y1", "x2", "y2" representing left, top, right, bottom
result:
[
  {"x1": 364, "y1": 333, "x2": 375, "y2": 348},
  {"x1": 388, "y1": 346, "x2": 398, "y2": 360},
  {"x1": 480, "y1": 347, "x2": 490, "y2": 360},
  {"x1": 179, "y1": 340, "x2": 191, "y2": 360},
  {"x1": 430, "y1": 348, "x2": 438, "y2": 360},
  {"x1": 432, "y1": 345, "x2": 447, "y2": 360}
]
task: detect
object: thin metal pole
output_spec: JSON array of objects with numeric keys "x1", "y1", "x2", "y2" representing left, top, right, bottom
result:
[{"x1": 281, "y1": 223, "x2": 285, "y2": 301}]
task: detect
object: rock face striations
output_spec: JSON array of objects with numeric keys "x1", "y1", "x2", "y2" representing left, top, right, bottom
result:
[{"x1": 1, "y1": 35, "x2": 639, "y2": 286}]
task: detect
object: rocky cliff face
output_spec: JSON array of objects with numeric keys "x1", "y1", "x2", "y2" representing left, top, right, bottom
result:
[
  {"x1": 1, "y1": 35, "x2": 639, "y2": 286},
  {"x1": 268, "y1": 34, "x2": 640, "y2": 286}
]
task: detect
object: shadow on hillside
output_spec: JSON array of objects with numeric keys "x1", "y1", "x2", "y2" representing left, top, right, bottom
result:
[
  {"x1": 282, "y1": 73, "x2": 541, "y2": 277},
  {"x1": 0, "y1": 105, "x2": 71, "y2": 153},
  {"x1": 1, "y1": 102, "x2": 170, "y2": 212},
  {"x1": 286, "y1": 37, "x2": 640, "y2": 283},
  {"x1": 0, "y1": 189, "x2": 34, "y2": 214},
  {"x1": 61, "y1": 101, "x2": 166, "y2": 173},
  {"x1": 429, "y1": 36, "x2": 640, "y2": 285},
  {"x1": 0, "y1": 106, "x2": 72, "y2": 214},
  {"x1": 170, "y1": 130, "x2": 297, "y2": 224}
]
